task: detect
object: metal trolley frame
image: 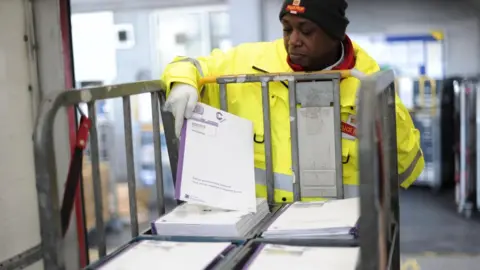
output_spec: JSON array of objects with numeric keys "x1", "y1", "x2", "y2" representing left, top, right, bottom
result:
[
  {"x1": 456, "y1": 78, "x2": 480, "y2": 218},
  {"x1": 2, "y1": 70, "x2": 400, "y2": 270},
  {"x1": 357, "y1": 71, "x2": 400, "y2": 270}
]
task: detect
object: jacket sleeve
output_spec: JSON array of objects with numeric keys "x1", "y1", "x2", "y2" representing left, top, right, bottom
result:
[
  {"x1": 395, "y1": 98, "x2": 425, "y2": 188},
  {"x1": 160, "y1": 48, "x2": 235, "y2": 108}
]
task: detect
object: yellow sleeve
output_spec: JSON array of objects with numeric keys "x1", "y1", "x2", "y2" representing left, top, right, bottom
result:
[
  {"x1": 395, "y1": 96, "x2": 425, "y2": 188},
  {"x1": 160, "y1": 48, "x2": 235, "y2": 107}
]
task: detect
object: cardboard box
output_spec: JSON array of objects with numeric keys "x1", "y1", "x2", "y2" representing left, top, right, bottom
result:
[
  {"x1": 82, "y1": 159, "x2": 111, "y2": 231},
  {"x1": 116, "y1": 184, "x2": 151, "y2": 224}
]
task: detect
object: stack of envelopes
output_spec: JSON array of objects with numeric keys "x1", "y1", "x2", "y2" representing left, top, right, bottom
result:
[
  {"x1": 98, "y1": 240, "x2": 234, "y2": 270},
  {"x1": 151, "y1": 198, "x2": 270, "y2": 238},
  {"x1": 262, "y1": 198, "x2": 359, "y2": 240},
  {"x1": 245, "y1": 244, "x2": 359, "y2": 270}
]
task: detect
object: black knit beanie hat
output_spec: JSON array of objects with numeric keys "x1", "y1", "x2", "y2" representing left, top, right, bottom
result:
[{"x1": 279, "y1": 0, "x2": 349, "y2": 41}]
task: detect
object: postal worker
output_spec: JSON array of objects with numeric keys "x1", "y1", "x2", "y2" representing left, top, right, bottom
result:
[{"x1": 162, "y1": 0, "x2": 424, "y2": 202}]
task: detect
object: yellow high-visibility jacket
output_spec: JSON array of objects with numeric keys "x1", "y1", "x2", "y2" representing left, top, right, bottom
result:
[{"x1": 161, "y1": 38, "x2": 424, "y2": 203}]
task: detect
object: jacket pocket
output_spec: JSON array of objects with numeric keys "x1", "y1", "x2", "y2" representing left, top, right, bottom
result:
[
  {"x1": 341, "y1": 139, "x2": 358, "y2": 179},
  {"x1": 253, "y1": 126, "x2": 266, "y2": 166}
]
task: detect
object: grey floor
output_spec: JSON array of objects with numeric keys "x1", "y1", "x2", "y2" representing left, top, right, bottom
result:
[
  {"x1": 90, "y1": 186, "x2": 480, "y2": 269},
  {"x1": 400, "y1": 187, "x2": 480, "y2": 254},
  {"x1": 400, "y1": 187, "x2": 480, "y2": 269}
]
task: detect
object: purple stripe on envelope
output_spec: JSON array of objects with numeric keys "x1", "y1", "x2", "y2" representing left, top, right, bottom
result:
[{"x1": 175, "y1": 121, "x2": 188, "y2": 200}]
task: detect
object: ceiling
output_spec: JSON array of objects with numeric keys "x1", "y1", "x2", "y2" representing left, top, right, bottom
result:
[
  {"x1": 70, "y1": 0, "x2": 480, "y2": 17},
  {"x1": 70, "y1": 0, "x2": 225, "y2": 13}
]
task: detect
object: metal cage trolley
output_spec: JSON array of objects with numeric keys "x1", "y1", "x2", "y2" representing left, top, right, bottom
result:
[{"x1": 3, "y1": 69, "x2": 400, "y2": 270}]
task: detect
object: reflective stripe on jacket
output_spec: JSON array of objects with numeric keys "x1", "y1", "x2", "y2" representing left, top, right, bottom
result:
[{"x1": 161, "y1": 38, "x2": 424, "y2": 203}]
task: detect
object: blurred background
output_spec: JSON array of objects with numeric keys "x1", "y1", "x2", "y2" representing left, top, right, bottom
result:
[{"x1": 69, "y1": 0, "x2": 480, "y2": 268}]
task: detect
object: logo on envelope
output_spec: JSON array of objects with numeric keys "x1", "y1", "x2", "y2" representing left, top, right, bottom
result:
[{"x1": 216, "y1": 112, "x2": 226, "y2": 122}]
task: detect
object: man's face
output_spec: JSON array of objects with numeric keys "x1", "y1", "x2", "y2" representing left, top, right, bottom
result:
[{"x1": 282, "y1": 14, "x2": 338, "y2": 69}]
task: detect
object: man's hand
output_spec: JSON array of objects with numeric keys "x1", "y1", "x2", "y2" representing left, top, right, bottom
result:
[{"x1": 164, "y1": 83, "x2": 198, "y2": 137}]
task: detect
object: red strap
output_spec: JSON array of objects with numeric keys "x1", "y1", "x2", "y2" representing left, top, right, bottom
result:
[
  {"x1": 76, "y1": 116, "x2": 91, "y2": 149},
  {"x1": 61, "y1": 115, "x2": 91, "y2": 238},
  {"x1": 376, "y1": 120, "x2": 386, "y2": 201}
]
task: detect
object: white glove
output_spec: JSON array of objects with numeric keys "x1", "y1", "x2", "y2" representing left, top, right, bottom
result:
[{"x1": 165, "y1": 83, "x2": 199, "y2": 137}]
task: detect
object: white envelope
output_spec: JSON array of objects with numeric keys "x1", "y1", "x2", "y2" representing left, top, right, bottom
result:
[{"x1": 175, "y1": 103, "x2": 257, "y2": 213}]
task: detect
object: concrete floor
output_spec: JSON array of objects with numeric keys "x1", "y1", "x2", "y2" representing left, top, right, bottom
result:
[
  {"x1": 86, "y1": 187, "x2": 480, "y2": 269},
  {"x1": 398, "y1": 187, "x2": 480, "y2": 269}
]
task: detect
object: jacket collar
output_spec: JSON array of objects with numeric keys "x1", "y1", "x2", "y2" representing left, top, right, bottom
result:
[
  {"x1": 251, "y1": 37, "x2": 380, "y2": 108},
  {"x1": 252, "y1": 36, "x2": 356, "y2": 73}
]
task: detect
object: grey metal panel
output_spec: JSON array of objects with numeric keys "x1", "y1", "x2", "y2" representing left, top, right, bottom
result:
[
  {"x1": 293, "y1": 79, "x2": 343, "y2": 199},
  {"x1": 295, "y1": 80, "x2": 334, "y2": 107},
  {"x1": 296, "y1": 81, "x2": 339, "y2": 198},
  {"x1": 297, "y1": 106, "x2": 338, "y2": 198}
]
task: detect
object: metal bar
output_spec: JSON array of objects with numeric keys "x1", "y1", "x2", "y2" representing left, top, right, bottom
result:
[
  {"x1": 87, "y1": 102, "x2": 107, "y2": 258},
  {"x1": 215, "y1": 71, "x2": 342, "y2": 86},
  {"x1": 261, "y1": 80, "x2": 274, "y2": 205},
  {"x1": 219, "y1": 83, "x2": 228, "y2": 111},
  {"x1": 78, "y1": 171, "x2": 91, "y2": 266},
  {"x1": 458, "y1": 80, "x2": 467, "y2": 213},
  {"x1": 151, "y1": 91, "x2": 165, "y2": 216},
  {"x1": 379, "y1": 91, "x2": 390, "y2": 237},
  {"x1": 34, "y1": 99, "x2": 64, "y2": 269},
  {"x1": 45, "y1": 81, "x2": 166, "y2": 108},
  {"x1": 122, "y1": 96, "x2": 139, "y2": 237},
  {"x1": 288, "y1": 79, "x2": 301, "y2": 201},
  {"x1": 358, "y1": 77, "x2": 381, "y2": 270},
  {"x1": 387, "y1": 85, "x2": 400, "y2": 270},
  {"x1": 387, "y1": 224, "x2": 400, "y2": 270},
  {"x1": 378, "y1": 90, "x2": 390, "y2": 269},
  {"x1": 476, "y1": 80, "x2": 480, "y2": 210},
  {"x1": 0, "y1": 244, "x2": 42, "y2": 270},
  {"x1": 332, "y1": 78, "x2": 344, "y2": 199}
]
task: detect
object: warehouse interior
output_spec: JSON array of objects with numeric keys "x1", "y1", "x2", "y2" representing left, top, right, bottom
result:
[{"x1": 3, "y1": 0, "x2": 480, "y2": 269}]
